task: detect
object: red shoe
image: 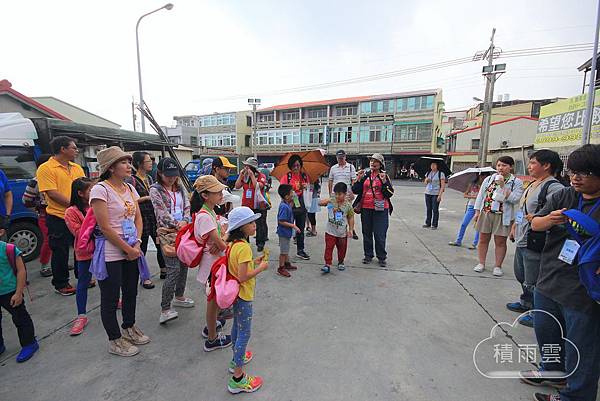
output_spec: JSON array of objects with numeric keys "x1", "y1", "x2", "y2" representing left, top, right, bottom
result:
[
  {"x1": 55, "y1": 284, "x2": 76, "y2": 296},
  {"x1": 277, "y1": 267, "x2": 291, "y2": 277},
  {"x1": 284, "y1": 262, "x2": 297, "y2": 270},
  {"x1": 70, "y1": 316, "x2": 89, "y2": 336},
  {"x1": 117, "y1": 299, "x2": 123, "y2": 309}
]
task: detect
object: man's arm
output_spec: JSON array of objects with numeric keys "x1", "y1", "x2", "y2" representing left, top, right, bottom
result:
[
  {"x1": 44, "y1": 190, "x2": 70, "y2": 208},
  {"x1": 4, "y1": 190, "x2": 13, "y2": 216}
]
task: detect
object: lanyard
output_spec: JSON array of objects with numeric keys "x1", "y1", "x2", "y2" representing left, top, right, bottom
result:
[
  {"x1": 136, "y1": 174, "x2": 150, "y2": 192},
  {"x1": 103, "y1": 181, "x2": 136, "y2": 218},
  {"x1": 202, "y1": 204, "x2": 221, "y2": 237},
  {"x1": 166, "y1": 189, "x2": 177, "y2": 214}
]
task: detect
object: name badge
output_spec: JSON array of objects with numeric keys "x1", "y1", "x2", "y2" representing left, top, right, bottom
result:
[
  {"x1": 122, "y1": 219, "x2": 136, "y2": 239},
  {"x1": 515, "y1": 210, "x2": 524, "y2": 225},
  {"x1": 173, "y1": 211, "x2": 183, "y2": 222},
  {"x1": 558, "y1": 239, "x2": 580, "y2": 265},
  {"x1": 335, "y1": 211, "x2": 343, "y2": 221},
  {"x1": 245, "y1": 189, "x2": 253, "y2": 199}
]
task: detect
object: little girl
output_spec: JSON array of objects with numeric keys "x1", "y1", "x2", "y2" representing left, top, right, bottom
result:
[
  {"x1": 226, "y1": 206, "x2": 269, "y2": 394},
  {"x1": 64, "y1": 177, "x2": 95, "y2": 336}
]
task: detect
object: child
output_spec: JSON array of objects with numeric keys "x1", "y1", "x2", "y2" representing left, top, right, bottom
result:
[
  {"x1": 319, "y1": 182, "x2": 355, "y2": 273},
  {"x1": 226, "y1": 206, "x2": 269, "y2": 394},
  {"x1": 0, "y1": 240, "x2": 38, "y2": 362},
  {"x1": 65, "y1": 177, "x2": 95, "y2": 336},
  {"x1": 276, "y1": 184, "x2": 300, "y2": 277}
]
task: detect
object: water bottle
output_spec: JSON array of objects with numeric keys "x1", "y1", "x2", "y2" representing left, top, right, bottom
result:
[{"x1": 292, "y1": 192, "x2": 300, "y2": 208}]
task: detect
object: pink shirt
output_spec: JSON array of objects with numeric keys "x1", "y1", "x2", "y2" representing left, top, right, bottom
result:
[
  {"x1": 90, "y1": 182, "x2": 140, "y2": 262},
  {"x1": 194, "y1": 210, "x2": 226, "y2": 284},
  {"x1": 362, "y1": 173, "x2": 389, "y2": 210},
  {"x1": 64, "y1": 206, "x2": 92, "y2": 261}
]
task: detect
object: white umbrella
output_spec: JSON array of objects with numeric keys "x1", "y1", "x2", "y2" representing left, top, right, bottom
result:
[{"x1": 447, "y1": 167, "x2": 496, "y2": 192}]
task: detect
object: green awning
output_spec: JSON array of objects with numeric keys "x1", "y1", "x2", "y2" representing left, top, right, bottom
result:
[{"x1": 394, "y1": 120, "x2": 433, "y2": 126}]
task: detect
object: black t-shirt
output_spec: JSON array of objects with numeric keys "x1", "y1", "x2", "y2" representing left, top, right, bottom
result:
[{"x1": 535, "y1": 186, "x2": 600, "y2": 314}]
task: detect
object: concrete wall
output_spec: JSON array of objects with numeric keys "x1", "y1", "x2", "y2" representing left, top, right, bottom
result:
[{"x1": 0, "y1": 96, "x2": 49, "y2": 119}]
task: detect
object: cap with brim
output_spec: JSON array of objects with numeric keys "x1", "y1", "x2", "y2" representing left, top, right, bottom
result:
[
  {"x1": 213, "y1": 156, "x2": 236, "y2": 169},
  {"x1": 369, "y1": 153, "x2": 385, "y2": 164},
  {"x1": 97, "y1": 146, "x2": 132, "y2": 176},
  {"x1": 336, "y1": 149, "x2": 346, "y2": 156},
  {"x1": 194, "y1": 175, "x2": 227, "y2": 193},
  {"x1": 242, "y1": 157, "x2": 259, "y2": 169},
  {"x1": 227, "y1": 206, "x2": 262, "y2": 233},
  {"x1": 157, "y1": 157, "x2": 180, "y2": 177}
]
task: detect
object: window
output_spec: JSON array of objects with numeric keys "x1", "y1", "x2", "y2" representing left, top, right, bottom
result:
[
  {"x1": 407, "y1": 97, "x2": 416, "y2": 111},
  {"x1": 200, "y1": 133, "x2": 237, "y2": 148},
  {"x1": 190, "y1": 137, "x2": 198, "y2": 146},
  {"x1": 282, "y1": 111, "x2": 299, "y2": 121},
  {"x1": 335, "y1": 106, "x2": 357, "y2": 116},
  {"x1": 0, "y1": 147, "x2": 36, "y2": 180},
  {"x1": 471, "y1": 138, "x2": 480, "y2": 150},
  {"x1": 198, "y1": 114, "x2": 236, "y2": 127},
  {"x1": 256, "y1": 130, "x2": 300, "y2": 145},
  {"x1": 360, "y1": 102, "x2": 371, "y2": 114},
  {"x1": 245, "y1": 135, "x2": 250, "y2": 147},
  {"x1": 307, "y1": 109, "x2": 327, "y2": 119},
  {"x1": 258, "y1": 114, "x2": 274, "y2": 122},
  {"x1": 395, "y1": 123, "x2": 432, "y2": 141},
  {"x1": 246, "y1": 116, "x2": 252, "y2": 126}
]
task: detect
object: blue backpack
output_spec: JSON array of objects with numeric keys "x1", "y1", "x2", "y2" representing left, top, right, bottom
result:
[{"x1": 563, "y1": 209, "x2": 600, "y2": 302}]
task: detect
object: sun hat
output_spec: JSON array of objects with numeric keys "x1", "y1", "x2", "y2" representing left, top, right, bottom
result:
[
  {"x1": 213, "y1": 156, "x2": 236, "y2": 169},
  {"x1": 194, "y1": 175, "x2": 227, "y2": 193},
  {"x1": 370, "y1": 153, "x2": 385, "y2": 164},
  {"x1": 157, "y1": 157, "x2": 180, "y2": 177},
  {"x1": 242, "y1": 157, "x2": 259, "y2": 169},
  {"x1": 97, "y1": 146, "x2": 132, "y2": 176},
  {"x1": 227, "y1": 206, "x2": 261, "y2": 233}
]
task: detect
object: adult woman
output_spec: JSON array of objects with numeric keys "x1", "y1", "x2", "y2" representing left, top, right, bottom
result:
[
  {"x1": 448, "y1": 174, "x2": 488, "y2": 249},
  {"x1": 129, "y1": 151, "x2": 165, "y2": 287},
  {"x1": 149, "y1": 157, "x2": 194, "y2": 325},
  {"x1": 473, "y1": 156, "x2": 523, "y2": 277},
  {"x1": 90, "y1": 146, "x2": 149, "y2": 357},
  {"x1": 423, "y1": 162, "x2": 446, "y2": 230},
  {"x1": 279, "y1": 155, "x2": 310, "y2": 259},
  {"x1": 352, "y1": 153, "x2": 394, "y2": 267}
]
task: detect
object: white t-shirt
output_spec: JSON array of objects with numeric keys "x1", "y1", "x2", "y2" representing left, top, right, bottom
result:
[
  {"x1": 194, "y1": 210, "x2": 227, "y2": 284},
  {"x1": 167, "y1": 190, "x2": 184, "y2": 221},
  {"x1": 329, "y1": 163, "x2": 357, "y2": 193}
]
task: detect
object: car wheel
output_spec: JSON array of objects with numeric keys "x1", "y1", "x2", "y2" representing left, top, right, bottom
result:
[{"x1": 8, "y1": 221, "x2": 42, "y2": 263}]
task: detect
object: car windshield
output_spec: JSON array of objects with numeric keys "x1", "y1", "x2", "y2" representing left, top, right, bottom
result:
[{"x1": 0, "y1": 146, "x2": 36, "y2": 180}]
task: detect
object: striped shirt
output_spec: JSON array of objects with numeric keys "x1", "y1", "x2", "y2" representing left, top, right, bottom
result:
[{"x1": 328, "y1": 163, "x2": 357, "y2": 193}]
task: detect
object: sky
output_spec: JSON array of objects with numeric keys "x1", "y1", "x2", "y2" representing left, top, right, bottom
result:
[{"x1": 2, "y1": 0, "x2": 598, "y2": 130}]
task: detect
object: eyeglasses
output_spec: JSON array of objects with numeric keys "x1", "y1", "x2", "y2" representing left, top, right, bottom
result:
[{"x1": 567, "y1": 170, "x2": 596, "y2": 178}]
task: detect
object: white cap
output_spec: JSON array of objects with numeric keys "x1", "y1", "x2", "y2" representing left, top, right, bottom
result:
[{"x1": 227, "y1": 206, "x2": 261, "y2": 233}]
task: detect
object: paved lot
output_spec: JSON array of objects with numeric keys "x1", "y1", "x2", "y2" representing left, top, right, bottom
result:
[{"x1": 0, "y1": 181, "x2": 583, "y2": 400}]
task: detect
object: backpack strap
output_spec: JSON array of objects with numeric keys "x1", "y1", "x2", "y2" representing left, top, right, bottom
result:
[
  {"x1": 562, "y1": 209, "x2": 600, "y2": 244},
  {"x1": 534, "y1": 180, "x2": 560, "y2": 214},
  {"x1": 6, "y1": 243, "x2": 16, "y2": 276}
]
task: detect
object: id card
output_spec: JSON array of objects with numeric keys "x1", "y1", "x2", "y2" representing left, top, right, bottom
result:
[
  {"x1": 173, "y1": 211, "x2": 183, "y2": 221},
  {"x1": 122, "y1": 219, "x2": 136, "y2": 239},
  {"x1": 335, "y1": 211, "x2": 343, "y2": 222},
  {"x1": 245, "y1": 189, "x2": 253, "y2": 199},
  {"x1": 515, "y1": 210, "x2": 524, "y2": 225},
  {"x1": 558, "y1": 239, "x2": 580, "y2": 265}
]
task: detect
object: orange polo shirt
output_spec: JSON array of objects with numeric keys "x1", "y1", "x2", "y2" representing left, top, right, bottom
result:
[{"x1": 37, "y1": 157, "x2": 85, "y2": 219}]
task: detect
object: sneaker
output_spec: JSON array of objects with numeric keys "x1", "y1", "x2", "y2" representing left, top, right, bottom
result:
[
  {"x1": 70, "y1": 316, "x2": 89, "y2": 336},
  {"x1": 473, "y1": 264, "x2": 485, "y2": 273},
  {"x1": 172, "y1": 297, "x2": 195, "y2": 308},
  {"x1": 321, "y1": 265, "x2": 330, "y2": 274},
  {"x1": 159, "y1": 309, "x2": 179, "y2": 324},
  {"x1": 202, "y1": 318, "x2": 226, "y2": 338},
  {"x1": 296, "y1": 251, "x2": 310, "y2": 260},
  {"x1": 468, "y1": 244, "x2": 477, "y2": 250},
  {"x1": 121, "y1": 326, "x2": 150, "y2": 345},
  {"x1": 55, "y1": 284, "x2": 76, "y2": 296},
  {"x1": 284, "y1": 262, "x2": 297, "y2": 270},
  {"x1": 227, "y1": 374, "x2": 264, "y2": 394},
  {"x1": 16, "y1": 339, "x2": 39, "y2": 363},
  {"x1": 277, "y1": 267, "x2": 291, "y2": 277},
  {"x1": 40, "y1": 265, "x2": 52, "y2": 277},
  {"x1": 218, "y1": 307, "x2": 234, "y2": 320},
  {"x1": 519, "y1": 314, "x2": 534, "y2": 328},
  {"x1": 204, "y1": 333, "x2": 232, "y2": 352},
  {"x1": 378, "y1": 259, "x2": 387, "y2": 267},
  {"x1": 493, "y1": 267, "x2": 504, "y2": 277},
  {"x1": 337, "y1": 263, "x2": 345, "y2": 271},
  {"x1": 228, "y1": 351, "x2": 253, "y2": 373},
  {"x1": 533, "y1": 393, "x2": 562, "y2": 401},
  {"x1": 422, "y1": 224, "x2": 431, "y2": 228},
  {"x1": 108, "y1": 338, "x2": 139, "y2": 357},
  {"x1": 520, "y1": 370, "x2": 567, "y2": 389},
  {"x1": 88, "y1": 279, "x2": 97, "y2": 289},
  {"x1": 431, "y1": 226, "x2": 438, "y2": 230},
  {"x1": 352, "y1": 231, "x2": 359, "y2": 240},
  {"x1": 506, "y1": 302, "x2": 530, "y2": 313},
  {"x1": 448, "y1": 241, "x2": 461, "y2": 246},
  {"x1": 362, "y1": 257, "x2": 373, "y2": 264}
]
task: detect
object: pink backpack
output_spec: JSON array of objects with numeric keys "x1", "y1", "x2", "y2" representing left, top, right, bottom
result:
[
  {"x1": 207, "y1": 242, "x2": 240, "y2": 309},
  {"x1": 175, "y1": 210, "x2": 208, "y2": 268}
]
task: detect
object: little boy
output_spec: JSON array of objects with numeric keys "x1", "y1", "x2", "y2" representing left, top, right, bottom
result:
[
  {"x1": 0, "y1": 241, "x2": 38, "y2": 362},
  {"x1": 319, "y1": 182, "x2": 355, "y2": 273},
  {"x1": 276, "y1": 184, "x2": 300, "y2": 277}
]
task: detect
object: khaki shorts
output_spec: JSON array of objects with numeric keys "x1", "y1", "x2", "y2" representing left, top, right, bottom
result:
[{"x1": 476, "y1": 211, "x2": 510, "y2": 237}]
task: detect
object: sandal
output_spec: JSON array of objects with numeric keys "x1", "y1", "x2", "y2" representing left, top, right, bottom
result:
[
  {"x1": 88, "y1": 279, "x2": 97, "y2": 289},
  {"x1": 142, "y1": 280, "x2": 155, "y2": 289}
]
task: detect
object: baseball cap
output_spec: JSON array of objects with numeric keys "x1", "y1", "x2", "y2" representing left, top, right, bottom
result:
[
  {"x1": 213, "y1": 156, "x2": 236, "y2": 169},
  {"x1": 157, "y1": 157, "x2": 180, "y2": 177},
  {"x1": 336, "y1": 149, "x2": 346, "y2": 157}
]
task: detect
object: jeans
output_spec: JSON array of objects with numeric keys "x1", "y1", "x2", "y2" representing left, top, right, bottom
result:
[
  {"x1": 513, "y1": 247, "x2": 541, "y2": 309},
  {"x1": 161, "y1": 256, "x2": 188, "y2": 310},
  {"x1": 455, "y1": 204, "x2": 480, "y2": 246},
  {"x1": 424, "y1": 194, "x2": 440, "y2": 228},
  {"x1": 37, "y1": 213, "x2": 52, "y2": 266},
  {"x1": 293, "y1": 207, "x2": 307, "y2": 253},
  {"x1": 231, "y1": 298, "x2": 253, "y2": 368},
  {"x1": 361, "y1": 208, "x2": 389, "y2": 261},
  {"x1": 253, "y1": 209, "x2": 268, "y2": 248},
  {"x1": 98, "y1": 259, "x2": 139, "y2": 341},
  {"x1": 533, "y1": 290, "x2": 600, "y2": 401},
  {"x1": 324, "y1": 233, "x2": 348, "y2": 265},
  {"x1": 47, "y1": 214, "x2": 74, "y2": 289},
  {"x1": 76, "y1": 260, "x2": 92, "y2": 315},
  {"x1": 140, "y1": 233, "x2": 165, "y2": 271},
  {"x1": 0, "y1": 291, "x2": 35, "y2": 347}
]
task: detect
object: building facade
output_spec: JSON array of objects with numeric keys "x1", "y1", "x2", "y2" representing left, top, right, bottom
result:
[{"x1": 252, "y1": 90, "x2": 444, "y2": 177}]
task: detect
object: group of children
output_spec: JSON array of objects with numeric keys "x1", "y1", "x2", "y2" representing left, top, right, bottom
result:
[{"x1": 276, "y1": 181, "x2": 355, "y2": 276}]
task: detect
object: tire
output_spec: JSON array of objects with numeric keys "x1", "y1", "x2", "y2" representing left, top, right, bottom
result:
[{"x1": 8, "y1": 220, "x2": 42, "y2": 263}]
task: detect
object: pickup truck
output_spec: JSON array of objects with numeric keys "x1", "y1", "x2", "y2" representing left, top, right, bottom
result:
[{"x1": 184, "y1": 158, "x2": 239, "y2": 189}]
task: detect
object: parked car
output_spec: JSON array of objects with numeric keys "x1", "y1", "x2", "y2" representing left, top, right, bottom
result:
[
  {"x1": 184, "y1": 158, "x2": 239, "y2": 189},
  {"x1": 259, "y1": 162, "x2": 275, "y2": 174}
]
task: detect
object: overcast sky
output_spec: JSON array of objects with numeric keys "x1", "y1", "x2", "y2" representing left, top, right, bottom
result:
[{"x1": 2, "y1": 0, "x2": 597, "y2": 130}]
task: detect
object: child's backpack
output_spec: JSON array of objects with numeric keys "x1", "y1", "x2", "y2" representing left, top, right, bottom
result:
[
  {"x1": 175, "y1": 210, "x2": 208, "y2": 268},
  {"x1": 206, "y1": 242, "x2": 241, "y2": 309},
  {"x1": 562, "y1": 208, "x2": 600, "y2": 302}
]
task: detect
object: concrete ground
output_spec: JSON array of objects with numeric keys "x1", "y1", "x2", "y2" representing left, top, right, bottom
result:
[{"x1": 0, "y1": 181, "x2": 587, "y2": 400}]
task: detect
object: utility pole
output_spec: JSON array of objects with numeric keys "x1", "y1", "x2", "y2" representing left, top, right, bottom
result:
[
  {"x1": 475, "y1": 28, "x2": 506, "y2": 167},
  {"x1": 582, "y1": 0, "x2": 600, "y2": 145},
  {"x1": 248, "y1": 98, "x2": 261, "y2": 159},
  {"x1": 131, "y1": 97, "x2": 137, "y2": 131}
]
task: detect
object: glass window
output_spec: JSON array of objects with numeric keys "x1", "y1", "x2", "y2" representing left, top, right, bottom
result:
[
  {"x1": 374, "y1": 101, "x2": 383, "y2": 113},
  {"x1": 336, "y1": 106, "x2": 357, "y2": 116},
  {"x1": 307, "y1": 109, "x2": 326, "y2": 119},
  {"x1": 283, "y1": 111, "x2": 299, "y2": 120},
  {"x1": 471, "y1": 139, "x2": 480, "y2": 150},
  {"x1": 360, "y1": 125, "x2": 370, "y2": 142},
  {"x1": 0, "y1": 146, "x2": 36, "y2": 180},
  {"x1": 360, "y1": 102, "x2": 371, "y2": 114},
  {"x1": 407, "y1": 97, "x2": 416, "y2": 111},
  {"x1": 398, "y1": 98, "x2": 408, "y2": 112},
  {"x1": 426, "y1": 95, "x2": 434, "y2": 109}
]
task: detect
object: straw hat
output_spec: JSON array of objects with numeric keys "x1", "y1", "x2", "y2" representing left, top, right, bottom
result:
[{"x1": 97, "y1": 146, "x2": 132, "y2": 176}]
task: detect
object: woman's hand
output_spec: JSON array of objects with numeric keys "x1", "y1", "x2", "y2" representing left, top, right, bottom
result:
[
  {"x1": 379, "y1": 172, "x2": 387, "y2": 183},
  {"x1": 126, "y1": 245, "x2": 141, "y2": 261},
  {"x1": 437, "y1": 194, "x2": 443, "y2": 203},
  {"x1": 357, "y1": 170, "x2": 365, "y2": 180}
]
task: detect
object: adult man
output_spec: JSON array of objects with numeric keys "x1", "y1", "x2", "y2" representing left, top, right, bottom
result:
[
  {"x1": 328, "y1": 149, "x2": 358, "y2": 239},
  {"x1": 506, "y1": 150, "x2": 564, "y2": 327},
  {"x1": 211, "y1": 156, "x2": 236, "y2": 217},
  {"x1": 36, "y1": 136, "x2": 85, "y2": 296},
  {"x1": 235, "y1": 157, "x2": 268, "y2": 252},
  {"x1": 524, "y1": 144, "x2": 600, "y2": 401}
]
